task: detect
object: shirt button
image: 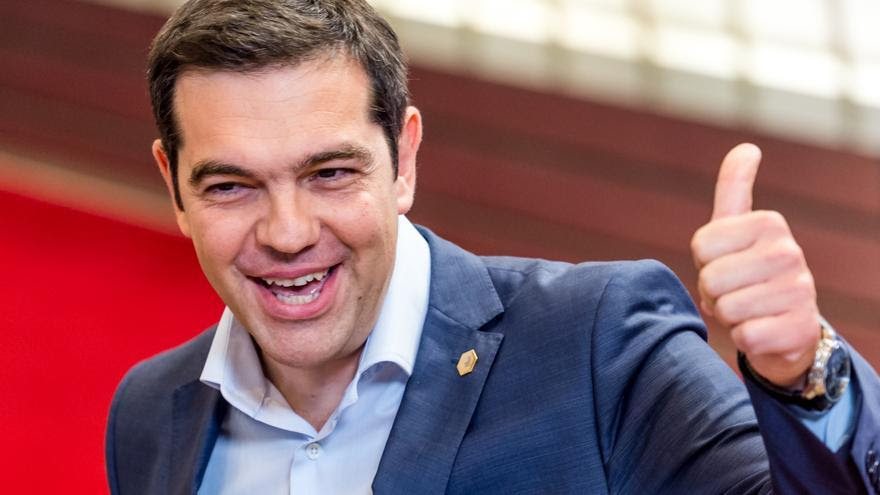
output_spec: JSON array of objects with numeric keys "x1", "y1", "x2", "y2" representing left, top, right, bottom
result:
[{"x1": 306, "y1": 442, "x2": 322, "y2": 460}]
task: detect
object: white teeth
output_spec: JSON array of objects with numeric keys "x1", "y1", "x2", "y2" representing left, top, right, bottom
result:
[
  {"x1": 274, "y1": 292, "x2": 320, "y2": 305},
  {"x1": 262, "y1": 268, "x2": 330, "y2": 288}
]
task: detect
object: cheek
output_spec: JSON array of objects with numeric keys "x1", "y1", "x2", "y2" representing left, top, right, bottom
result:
[
  {"x1": 330, "y1": 193, "x2": 397, "y2": 249},
  {"x1": 188, "y1": 210, "x2": 253, "y2": 271}
]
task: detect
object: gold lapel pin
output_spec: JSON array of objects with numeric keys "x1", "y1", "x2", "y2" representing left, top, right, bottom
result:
[{"x1": 457, "y1": 349, "x2": 478, "y2": 376}]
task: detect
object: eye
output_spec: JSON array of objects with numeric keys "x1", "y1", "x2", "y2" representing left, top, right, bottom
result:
[
  {"x1": 204, "y1": 182, "x2": 245, "y2": 195},
  {"x1": 313, "y1": 168, "x2": 354, "y2": 181},
  {"x1": 315, "y1": 168, "x2": 345, "y2": 179}
]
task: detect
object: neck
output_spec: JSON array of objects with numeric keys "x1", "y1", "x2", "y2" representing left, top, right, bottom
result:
[{"x1": 262, "y1": 348, "x2": 363, "y2": 432}]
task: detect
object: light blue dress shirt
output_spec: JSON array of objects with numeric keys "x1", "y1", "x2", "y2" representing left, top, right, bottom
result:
[
  {"x1": 198, "y1": 216, "x2": 431, "y2": 495},
  {"x1": 788, "y1": 359, "x2": 858, "y2": 452}
]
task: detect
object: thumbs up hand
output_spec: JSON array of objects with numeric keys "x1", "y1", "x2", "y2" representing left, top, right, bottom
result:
[{"x1": 691, "y1": 143, "x2": 821, "y2": 388}]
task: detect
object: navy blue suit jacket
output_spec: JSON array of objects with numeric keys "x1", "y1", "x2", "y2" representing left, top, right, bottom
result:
[{"x1": 106, "y1": 228, "x2": 880, "y2": 494}]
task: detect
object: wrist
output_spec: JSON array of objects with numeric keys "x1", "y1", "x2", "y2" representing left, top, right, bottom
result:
[{"x1": 738, "y1": 317, "x2": 851, "y2": 412}]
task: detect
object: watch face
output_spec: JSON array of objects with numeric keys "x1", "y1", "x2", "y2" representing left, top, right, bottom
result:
[{"x1": 824, "y1": 346, "x2": 851, "y2": 401}]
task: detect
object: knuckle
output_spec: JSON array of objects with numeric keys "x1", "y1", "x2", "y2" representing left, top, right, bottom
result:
[
  {"x1": 769, "y1": 238, "x2": 804, "y2": 271},
  {"x1": 713, "y1": 296, "x2": 737, "y2": 327},
  {"x1": 787, "y1": 239, "x2": 805, "y2": 261},
  {"x1": 757, "y1": 210, "x2": 788, "y2": 231},
  {"x1": 732, "y1": 322, "x2": 758, "y2": 351},
  {"x1": 690, "y1": 237, "x2": 703, "y2": 263},
  {"x1": 690, "y1": 229, "x2": 710, "y2": 265},
  {"x1": 698, "y1": 269, "x2": 720, "y2": 298},
  {"x1": 792, "y1": 272, "x2": 817, "y2": 300}
]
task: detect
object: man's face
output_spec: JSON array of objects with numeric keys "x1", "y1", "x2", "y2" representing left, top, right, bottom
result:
[{"x1": 153, "y1": 56, "x2": 419, "y2": 373}]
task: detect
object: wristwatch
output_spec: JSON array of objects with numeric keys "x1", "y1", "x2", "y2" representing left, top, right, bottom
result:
[{"x1": 738, "y1": 317, "x2": 851, "y2": 412}]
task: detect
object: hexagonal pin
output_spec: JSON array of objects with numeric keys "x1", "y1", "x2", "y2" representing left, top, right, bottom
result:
[{"x1": 456, "y1": 349, "x2": 478, "y2": 376}]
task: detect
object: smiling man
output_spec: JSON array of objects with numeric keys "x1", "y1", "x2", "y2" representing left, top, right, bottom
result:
[
  {"x1": 162, "y1": 58, "x2": 419, "y2": 432},
  {"x1": 106, "y1": 1, "x2": 880, "y2": 494}
]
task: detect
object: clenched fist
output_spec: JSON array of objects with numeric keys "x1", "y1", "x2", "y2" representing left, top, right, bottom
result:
[{"x1": 691, "y1": 143, "x2": 821, "y2": 388}]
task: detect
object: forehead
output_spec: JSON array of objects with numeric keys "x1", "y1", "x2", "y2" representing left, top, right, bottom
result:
[{"x1": 172, "y1": 56, "x2": 376, "y2": 159}]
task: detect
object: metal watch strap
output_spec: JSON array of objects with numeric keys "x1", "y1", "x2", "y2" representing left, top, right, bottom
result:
[{"x1": 802, "y1": 318, "x2": 837, "y2": 401}]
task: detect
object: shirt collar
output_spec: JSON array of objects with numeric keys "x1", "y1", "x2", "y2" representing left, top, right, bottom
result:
[
  {"x1": 357, "y1": 215, "x2": 430, "y2": 377},
  {"x1": 200, "y1": 215, "x2": 431, "y2": 415}
]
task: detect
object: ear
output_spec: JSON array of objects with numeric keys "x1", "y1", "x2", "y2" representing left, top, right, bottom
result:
[
  {"x1": 394, "y1": 106, "x2": 422, "y2": 215},
  {"x1": 152, "y1": 139, "x2": 192, "y2": 238}
]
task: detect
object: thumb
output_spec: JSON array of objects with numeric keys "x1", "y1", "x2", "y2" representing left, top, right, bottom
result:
[{"x1": 712, "y1": 143, "x2": 762, "y2": 220}]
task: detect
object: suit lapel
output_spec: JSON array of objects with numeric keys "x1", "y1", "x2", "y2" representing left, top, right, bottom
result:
[
  {"x1": 374, "y1": 229, "x2": 505, "y2": 494},
  {"x1": 169, "y1": 380, "x2": 225, "y2": 495}
]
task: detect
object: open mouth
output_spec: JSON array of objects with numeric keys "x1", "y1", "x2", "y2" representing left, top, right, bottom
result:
[{"x1": 252, "y1": 264, "x2": 339, "y2": 305}]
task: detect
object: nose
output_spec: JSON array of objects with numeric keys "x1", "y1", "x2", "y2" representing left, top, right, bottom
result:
[{"x1": 255, "y1": 190, "x2": 320, "y2": 255}]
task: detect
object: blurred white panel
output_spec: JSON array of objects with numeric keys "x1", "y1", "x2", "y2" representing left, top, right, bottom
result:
[
  {"x1": 748, "y1": 42, "x2": 842, "y2": 98},
  {"x1": 559, "y1": 50, "x2": 648, "y2": 106},
  {"x1": 390, "y1": 16, "x2": 464, "y2": 70},
  {"x1": 651, "y1": 26, "x2": 739, "y2": 79},
  {"x1": 651, "y1": 70, "x2": 744, "y2": 125},
  {"x1": 743, "y1": 0, "x2": 829, "y2": 47},
  {"x1": 749, "y1": 89, "x2": 846, "y2": 147},
  {"x1": 850, "y1": 61, "x2": 880, "y2": 106},
  {"x1": 648, "y1": 0, "x2": 727, "y2": 28},
  {"x1": 469, "y1": 0, "x2": 551, "y2": 43},
  {"x1": 569, "y1": 0, "x2": 630, "y2": 8},
  {"x1": 842, "y1": 0, "x2": 880, "y2": 58},
  {"x1": 379, "y1": 0, "x2": 462, "y2": 27},
  {"x1": 558, "y1": 3, "x2": 641, "y2": 60}
]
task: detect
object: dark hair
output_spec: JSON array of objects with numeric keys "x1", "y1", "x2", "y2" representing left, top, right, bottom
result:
[{"x1": 148, "y1": 0, "x2": 409, "y2": 210}]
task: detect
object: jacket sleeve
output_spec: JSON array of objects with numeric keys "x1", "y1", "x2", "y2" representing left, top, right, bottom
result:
[
  {"x1": 590, "y1": 260, "x2": 771, "y2": 494},
  {"x1": 590, "y1": 260, "x2": 877, "y2": 494},
  {"x1": 745, "y1": 343, "x2": 878, "y2": 495}
]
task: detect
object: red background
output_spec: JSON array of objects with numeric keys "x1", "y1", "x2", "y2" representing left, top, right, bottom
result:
[{"x1": 0, "y1": 190, "x2": 223, "y2": 493}]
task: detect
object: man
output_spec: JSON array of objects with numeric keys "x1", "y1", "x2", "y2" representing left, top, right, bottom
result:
[{"x1": 105, "y1": 1, "x2": 880, "y2": 493}]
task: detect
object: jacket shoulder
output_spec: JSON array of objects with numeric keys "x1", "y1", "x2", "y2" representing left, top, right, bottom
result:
[
  {"x1": 477, "y1": 256, "x2": 703, "y2": 370},
  {"x1": 118, "y1": 326, "x2": 217, "y2": 397},
  {"x1": 481, "y1": 256, "x2": 685, "y2": 312},
  {"x1": 107, "y1": 326, "x2": 217, "y2": 435},
  {"x1": 105, "y1": 326, "x2": 218, "y2": 494}
]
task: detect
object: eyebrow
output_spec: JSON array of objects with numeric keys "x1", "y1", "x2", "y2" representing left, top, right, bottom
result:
[
  {"x1": 188, "y1": 143, "x2": 375, "y2": 188},
  {"x1": 188, "y1": 161, "x2": 255, "y2": 188},
  {"x1": 298, "y1": 143, "x2": 374, "y2": 170}
]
